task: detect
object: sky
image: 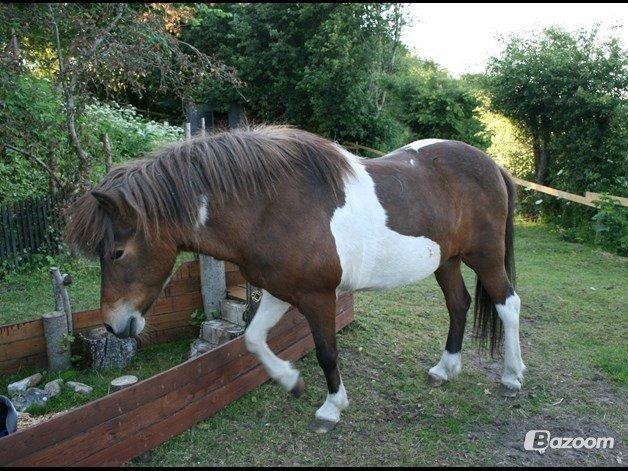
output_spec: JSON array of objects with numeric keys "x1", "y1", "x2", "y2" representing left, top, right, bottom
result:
[{"x1": 401, "y1": 3, "x2": 628, "y2": 76}]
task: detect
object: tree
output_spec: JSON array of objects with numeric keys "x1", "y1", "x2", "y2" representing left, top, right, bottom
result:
[
  {"x1": 484, "y1": 27, "x2": 628, "y2": 187},
  {"x1": 181, "y1": 3, "x2": 408, "y2": 149},
  {"x1": 384, "y1": 56, "x2": 489, "y2": 149},
  {"x1": 1, "y1": 3, "x2": 236, "y2": 192}
]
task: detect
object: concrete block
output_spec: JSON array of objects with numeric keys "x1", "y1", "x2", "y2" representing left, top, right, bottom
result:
[
  {"x1": 220, "y1": 299, "x2": 247, "y2": 326},
  {"x1": 200, "y1": 319, "x2": 242, "y2": 346}
]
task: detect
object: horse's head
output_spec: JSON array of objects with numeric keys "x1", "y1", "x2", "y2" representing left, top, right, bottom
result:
[
  {"x1": 91, "y1": 190, "x2": 178, "y2": 338},
  {"x1": 66, "y1": 184, "x2": 179, "y2": 339}
]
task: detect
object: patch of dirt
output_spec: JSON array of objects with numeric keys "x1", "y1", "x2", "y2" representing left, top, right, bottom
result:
[
  {"x1": 487, "y1": 415, "x2": 624, "y2": 466},
  {"x1": 17, "y1": 411, "x2": 65, "y2": 430}
]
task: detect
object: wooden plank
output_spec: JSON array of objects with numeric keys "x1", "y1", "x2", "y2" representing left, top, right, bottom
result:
[
  {"x1": 0, "y1": 296, "x2": 352, "y2": 466},
  {"x1": 585, "y1": 191, "x2": 628, "y2": 208}
]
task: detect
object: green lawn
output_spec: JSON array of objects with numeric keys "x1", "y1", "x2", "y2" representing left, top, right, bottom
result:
[{"x1": 1, "y1": 221, "x2": 625, "y2": 466}]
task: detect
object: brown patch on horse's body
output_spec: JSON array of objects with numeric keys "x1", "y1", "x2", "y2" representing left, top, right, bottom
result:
[{"x1": 365, "y1": 141, "x2": 508, "y2": 268}]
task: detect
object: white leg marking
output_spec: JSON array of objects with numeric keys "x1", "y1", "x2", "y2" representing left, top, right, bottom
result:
[
  {"x1": 428, "y1": 351, "x2": 462, "y2": 381},
  {"x1": 315, "y1": 380, "x2": 349, "y2": 424},
  {"x1": 495, "y1": 292, "x2": 526, "y2": 389},
  {"x1": 244, "y1": 291, "x2": 300, "y2": 391}
]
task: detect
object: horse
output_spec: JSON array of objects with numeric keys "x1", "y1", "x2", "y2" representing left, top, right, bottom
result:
[{"x1": 65, "y1": 125, "x2": 525, "y2": 433}]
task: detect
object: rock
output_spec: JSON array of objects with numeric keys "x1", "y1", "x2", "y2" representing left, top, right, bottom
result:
[
  {"x1": 200, "y1": 319, "x2": 242, "y2": 346},
  {"x1": 79, "y1": 327, "x2": 137, "y2": 371},
  {"x1": 189, "y1": 338, "x2": 214, "y2": 359},
  {"x1": 110, "y1": 375, "x2": 138, "y2": 392},
  {"x1": 43, "y1": 379, "x2": 64, "y2": 398},
  {"x1": 11, "y1": 388, "x2": 47, "y2": 412},
  {"x1": 220, "y1": 299, "x2": 247, "y2": 326},
  {"x1": 7, "y1": 373, "x2": 43, "y2": 396},
  {"x1": 66, "y1": 381, "x2": 93, "y2": 395}
]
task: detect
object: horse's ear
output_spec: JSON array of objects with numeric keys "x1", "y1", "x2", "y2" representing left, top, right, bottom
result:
[{"x1": 91, "y1": 190, "x2": 119, "y2": 216}]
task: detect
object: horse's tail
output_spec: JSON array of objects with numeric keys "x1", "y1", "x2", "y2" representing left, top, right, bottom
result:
[{"x1": 473, "y1": 167, "x2": 516, "y2": 355}]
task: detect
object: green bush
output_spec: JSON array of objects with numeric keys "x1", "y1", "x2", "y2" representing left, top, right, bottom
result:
[
  {"x1": 592, "y1": 195, "x2": 628, "y2": 256},
  {"x1": 0, "y1": 73, "x2": 183, "y2": 202}
]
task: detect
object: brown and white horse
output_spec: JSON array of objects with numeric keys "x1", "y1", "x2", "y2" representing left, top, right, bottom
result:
[{"x1": 66, "y1": 125, "x2": 525, "y2": 433}]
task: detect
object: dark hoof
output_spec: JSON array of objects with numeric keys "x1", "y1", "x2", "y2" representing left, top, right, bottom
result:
[
  {"x1": 290, "y1": 377, "x2": 305, "y2": 398},
  {"x1": 427, "y1": 373, "x2": 445, "y2": 387},
  {"x1": 309, "y1": 418, "x2": 338, "y2": 434},
  {"x1": 499, "y1": 384, "x2": 520, "y2": 398}
]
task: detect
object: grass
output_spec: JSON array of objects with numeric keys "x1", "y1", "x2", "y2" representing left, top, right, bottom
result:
[{"x1": 1, "y1": 221, "x2": 625, "y2": 466}]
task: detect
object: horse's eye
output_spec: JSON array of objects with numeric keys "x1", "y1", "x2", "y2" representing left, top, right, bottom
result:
[{"x1": 112, "y1": 249, "x2": 124, "y2": 260}]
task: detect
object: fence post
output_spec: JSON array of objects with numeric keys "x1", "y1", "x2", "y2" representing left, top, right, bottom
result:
[
  {"x1": 183, "y1": 112, "x2": 226, "y2": 317},
  {"x1": 50, "y1": 267, "x2": 73, "y2": 335},
  {"x1": 102, "y1": 133, "x2": 112, "y2": 173}
]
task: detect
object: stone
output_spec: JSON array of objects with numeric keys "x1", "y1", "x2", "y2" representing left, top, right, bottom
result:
[
  {"x1": 110, "y1": 375, "x2": 138, "y2": 392},
  {"x1": 66, "y1": 381, "x2": 93, "y2": 395},
  {"x1": 7, "y1": 373, "x2": 43, "y2": 396},
  {"x1": 43, "y1": 379, "x2": 64, "y2": 398},
  {"x1": 79, "y1": 327, "x2": 137, "y2": 371},
  {"x1": 200, "y1": 319, "x2": 242, "y2": 346},
  {"x1": 220, "y1": 299, "x2": 247, "y2": 326},
  {"x1": 189, "y1": 338, "x2": 214, "y2": 359},
  {"x1": 11, "y1": 388, "x2": 47, "y2": 412}
]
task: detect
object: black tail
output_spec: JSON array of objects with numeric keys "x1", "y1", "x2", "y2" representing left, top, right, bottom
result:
[{"x1": 473, "y1": 168, "x2": 517, "y2": 356}]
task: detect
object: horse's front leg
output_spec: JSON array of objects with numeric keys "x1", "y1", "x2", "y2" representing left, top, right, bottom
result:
[
  {"x1": 244, "y1": 290, "x2": 304, "y2": 395},
  {"x1": 299, "y1": 292, "x2": 349, "y2": 434}
]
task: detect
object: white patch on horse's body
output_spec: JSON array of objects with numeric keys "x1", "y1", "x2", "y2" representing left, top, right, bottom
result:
[
  {"x1": 244, "y1": 290, "x2": 300, "y2": 391},
  {"x1": 331, "y1": 148, "x2": 441, "y2": 293},
  {"x1": 495, "y1": 292, "x2": 526, "y2": 389},
  {"x1": 195, "y1": 195, "x2": 208, "y2": 229},
  {"x1": 404, "y1": 138, "x2": 446, "y2": 152},
  {"x1": 315, "y1": 380, "x2": 349, "y2": 423},
  {"x1": 428, "y1": 351, "x2": 461, "y2": 381}
]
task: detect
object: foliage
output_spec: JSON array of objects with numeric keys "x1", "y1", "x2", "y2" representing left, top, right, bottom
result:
[
  {"x1": 592, "y1": 195, "x2": 628, "y2": 256},
  {"x1": 181, "y1": 3, "x2": 408, "y2": 150},
  {"x1": 384, "y1": 56, "x2": 490, "y2": 149},
  {"x1": 483, "y1": 27, "x2": 628, "y2": 253},
  {"x1": 0, "y1": 3, "x2": 235, "y2": 191},
  {"x1": 477, "y1": 102, "x2": 534, "y2": 178},
  {"x1": 0, "y1": 73, "x2": 182, "y2": 202}
]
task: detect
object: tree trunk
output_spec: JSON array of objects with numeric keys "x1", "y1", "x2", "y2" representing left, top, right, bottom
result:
[
  {"x1": 101, "y1": 133, "x2": 112, "y2": 173},
  {"x1": 532, "y1": 134, "x2": 550, "y2": 185}
]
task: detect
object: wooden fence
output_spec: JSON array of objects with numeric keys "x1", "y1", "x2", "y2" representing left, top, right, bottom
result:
[
  {"x1": 0, "y1": 293, "x2": 354, "y2": 466},
  {"x1": 0, "y1": 193, "x2": 68, "y2": 270}
]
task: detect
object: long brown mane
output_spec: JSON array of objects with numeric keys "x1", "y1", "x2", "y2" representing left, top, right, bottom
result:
[{"x1": 65, "y1": 125, "x2": 353, "y2": 257}]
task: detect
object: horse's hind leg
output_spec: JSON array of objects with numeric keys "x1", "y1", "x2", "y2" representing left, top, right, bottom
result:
[
  {"x1": 428, "y1": 258, "x2": 471, "y2": 386},
  {"x1": 298, "y1": 292, "x2": 349, "y2": 434},
  {"x1": 244, "y1": 290, "x2": 304, "y2": 396},
  {"x1": 464, "y1": 254, "x2": 526, "y2": 395}
]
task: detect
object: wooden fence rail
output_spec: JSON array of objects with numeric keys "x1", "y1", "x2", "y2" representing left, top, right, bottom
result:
[{"x1": 0, "y1": 193, "x2": 68, "y2": 270}]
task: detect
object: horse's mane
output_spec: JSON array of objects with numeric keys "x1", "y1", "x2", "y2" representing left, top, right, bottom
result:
[{"x1": 65, "y1": 124, "x2": 353, "y2": 257}]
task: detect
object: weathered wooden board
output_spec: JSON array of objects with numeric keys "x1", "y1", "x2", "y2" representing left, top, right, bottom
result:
[{"x1": 0, "y1": 294, "x2": 354, "y2": 466}]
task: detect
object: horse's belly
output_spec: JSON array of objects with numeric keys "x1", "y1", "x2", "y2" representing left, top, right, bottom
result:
[
  {"x1": 332, "y1": 223, "x2": 441, "y2": 292},
  {"x1": 330, "y1": 150, "x2": 442, "y2": 293}
]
